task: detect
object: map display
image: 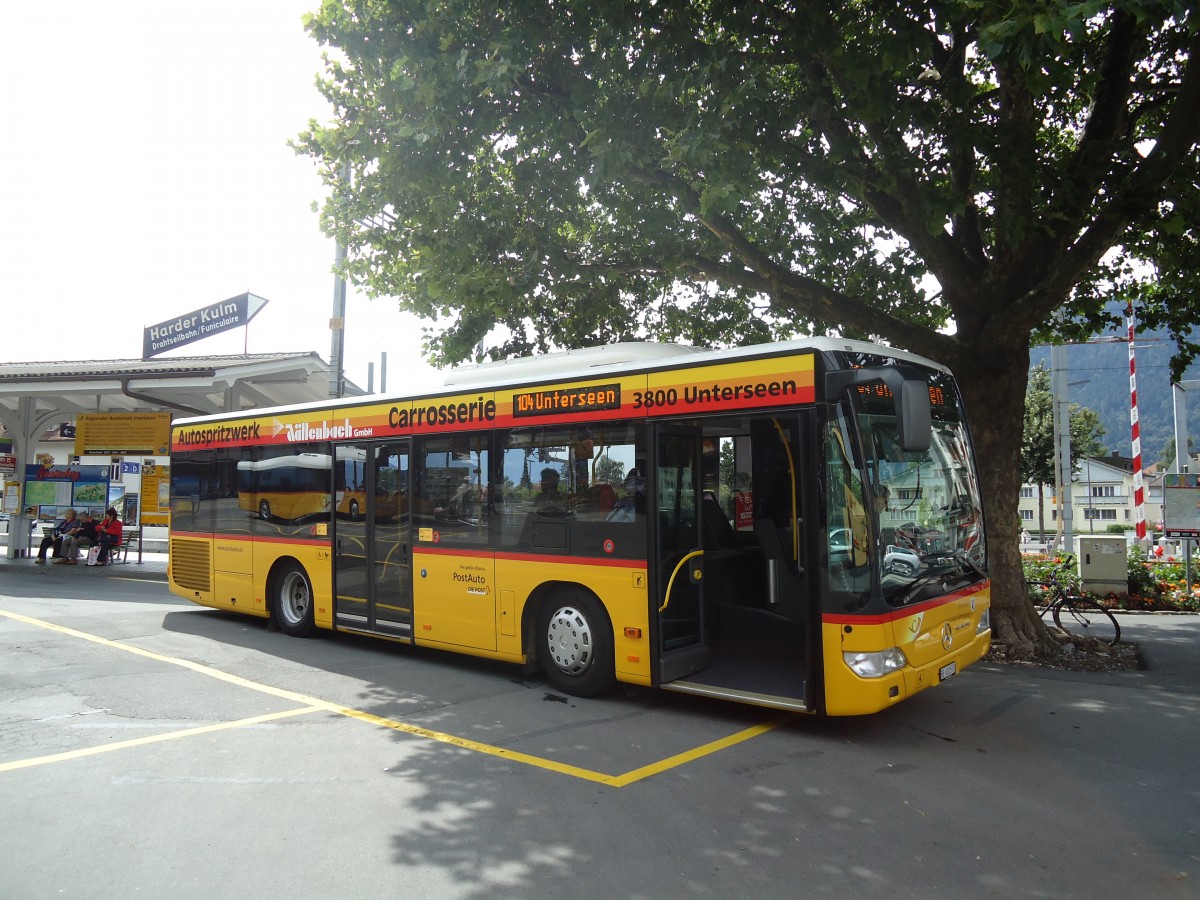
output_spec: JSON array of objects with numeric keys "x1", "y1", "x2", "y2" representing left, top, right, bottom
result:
[{"x1": 1163, "y1": 474, "x2": 1200, "y2": 537}]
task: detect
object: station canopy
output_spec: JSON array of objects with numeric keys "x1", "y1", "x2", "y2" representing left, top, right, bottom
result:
[
  {"x1": 0, "y1": 352, "x2": 359, "y2": 421},
  {"x1": 0, "y1": 353, "x2": 364, "y2": 552}
]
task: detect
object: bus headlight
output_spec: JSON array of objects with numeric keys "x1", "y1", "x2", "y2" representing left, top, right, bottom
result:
[
  {"x1": 843, "y1": 648, "x2": 908, "y2": 678},
  {"x1": 977, "y1": 609, "x2": 990, "y2": 634}
]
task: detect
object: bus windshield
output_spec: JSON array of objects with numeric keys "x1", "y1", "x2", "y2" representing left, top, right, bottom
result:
[
  {"x1": 860, "y1": 372, "x2": 986, "y2": 600},
  {"x1": 825, "y1": 367, "x2": 986, "y2": 605}
]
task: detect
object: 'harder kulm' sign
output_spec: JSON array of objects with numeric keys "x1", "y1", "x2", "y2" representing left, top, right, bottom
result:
[{"x1": 142, "y1": 292, "x2": 269, "y2": 358}]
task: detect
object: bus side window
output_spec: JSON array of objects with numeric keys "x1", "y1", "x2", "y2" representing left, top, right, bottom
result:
[
  {"x1": 497, "y1": 424, "x2": 645, "y2": 552},
  {"x1": 825, "y1": 415, "x2": 870, "y2": 592},
  {"x1": 413, "y1": 433, "x2": 489, "y2": 543}
]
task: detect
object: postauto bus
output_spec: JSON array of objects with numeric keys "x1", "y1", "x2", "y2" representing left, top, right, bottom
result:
[{"x1": 168, "y1": 338, "x2": 989, "y2": 715}]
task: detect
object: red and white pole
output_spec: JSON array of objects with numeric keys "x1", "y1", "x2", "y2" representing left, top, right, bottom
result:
[{"x1": 1128, "y1": 304, "x2": 1146, "y2": 541}]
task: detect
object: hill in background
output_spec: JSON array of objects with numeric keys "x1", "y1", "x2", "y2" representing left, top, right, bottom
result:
[{"x1": 1030, "y1": 328, "x2": 1200, "y2": 469}]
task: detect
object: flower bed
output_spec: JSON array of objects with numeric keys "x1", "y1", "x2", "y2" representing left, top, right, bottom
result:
[{"x1": 1022, "y1": 548, "x2": 1200, "y2": 612}]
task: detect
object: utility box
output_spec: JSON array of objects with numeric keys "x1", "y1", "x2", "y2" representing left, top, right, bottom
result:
[{"x1": 1074, "y1": 535, "x2": 1128, "y2": 596}]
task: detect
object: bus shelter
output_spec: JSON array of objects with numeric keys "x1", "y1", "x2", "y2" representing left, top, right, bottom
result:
[{"x1": 0, "y1": 353, "x2": 358, "y2": 557}]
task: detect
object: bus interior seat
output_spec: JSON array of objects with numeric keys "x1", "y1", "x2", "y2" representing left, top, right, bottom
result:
[
  {"x1": 701, "y1": 494, "x2": 737, "y2": 550},
  {"x1": 753, "y1": 516, "x2": 805, "y2": 620}
]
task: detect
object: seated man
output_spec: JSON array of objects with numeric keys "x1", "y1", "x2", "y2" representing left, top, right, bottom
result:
[
  {"x1": 534, "y1": 468, "x2": 567, "y2": 515},
  {"x1": 56, "y1": 512, "x2": 98, "y2": 564},
  {"x1": 606, "y1": 469, "x2": 645, "y2": 522},
  {"x1": 35, "y1": 508, "x2": 77, "y2": 563}
]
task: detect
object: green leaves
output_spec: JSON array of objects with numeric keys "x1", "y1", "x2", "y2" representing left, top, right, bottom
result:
[{"x1": 297, "y1": 0, "x2": 1198, "y2": 374}]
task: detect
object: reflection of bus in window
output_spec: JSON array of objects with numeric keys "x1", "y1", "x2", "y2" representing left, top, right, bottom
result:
[
  {"x1": 172, "y1": 337, "x2": 990, "y2": 717},
  {"x1": 237, "y1": 453, "x2": 332, "y2": 523},
  {"x1": 236, "y1": 451, "x2": 398, "y2": 523},
  {"x1": 332, "y1": 447, "x2": 401, "y2": 520}
]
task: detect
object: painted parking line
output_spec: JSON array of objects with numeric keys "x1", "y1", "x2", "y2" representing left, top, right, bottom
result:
[
  {"x1": 0, "y1": 608, "x2": 788, "y2": 784},
  {"x1": 0, "y1": 707, "x2": 322, "y2": 774}
]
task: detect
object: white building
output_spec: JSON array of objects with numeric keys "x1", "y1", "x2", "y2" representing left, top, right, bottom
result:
[{"x1": 1018, "y1": 451, "x2": 1199, "y2": 540}]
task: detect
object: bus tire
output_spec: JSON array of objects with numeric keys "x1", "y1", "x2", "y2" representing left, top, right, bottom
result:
[
  {"x1": 348, "y1": 500, "x2": 360, "y2": 520},
  {"x1": 273, "y1": 562, "x2": 316, "y2": 637},
  {"x1": 259, "y1": 499, "x2": 271, "y2": 520},
  {"x1": 537, "y1": 589, "x2": 615, "y2": 697}
]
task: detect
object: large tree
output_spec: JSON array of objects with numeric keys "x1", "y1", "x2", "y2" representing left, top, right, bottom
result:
[{"x1": 298, "y1": 1, "x2": 1199, "y2": 656}]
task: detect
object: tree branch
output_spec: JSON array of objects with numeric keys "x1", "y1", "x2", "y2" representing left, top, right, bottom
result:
[
  {"x1": 774, "y1": 3, "x2": 982, "y2": 295},
  {"x1": 1045, "y1": 11, "x2": 1144, "y2": 247},
  {"x1": 995, "y1": 30, "x2": 1200, "y2": 341},
  {"x1": 1041, "y1": 30, "x2": 1200, "y2": 301},
  {"x1": 622, "y1": 165, "x2": 960, "y2": 360}
]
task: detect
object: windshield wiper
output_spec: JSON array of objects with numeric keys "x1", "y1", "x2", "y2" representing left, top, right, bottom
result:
[
  {"x1": 888, "y1": 553, "x2": 979, "y2": 606},
  {"x1": 921, "y1": 548, "x2": 987, "y2": 580},
  {"x1": 891, "y1": 570, "x2": 951, "y2": 606}
]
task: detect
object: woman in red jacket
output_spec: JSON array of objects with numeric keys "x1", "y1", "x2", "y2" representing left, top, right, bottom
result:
[{"x1": 94, "y1": 507, "x2": 123, "y2": 565}]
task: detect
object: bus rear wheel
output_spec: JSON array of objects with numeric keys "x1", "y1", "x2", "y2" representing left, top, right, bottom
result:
[
  {"x1": 537, "y1": 590, "x2": 615, "y2": 697},
  {"x1": 273, "y1": 562, "x2": 316, "y2": 637}
]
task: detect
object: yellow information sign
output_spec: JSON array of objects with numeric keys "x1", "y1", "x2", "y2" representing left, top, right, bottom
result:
[
  {"x1": 74, "y1": 413, "x2": 172, "y2": 456},
  {"x1": 139, "y1": 461, "x2": 170, "y2": 526}
]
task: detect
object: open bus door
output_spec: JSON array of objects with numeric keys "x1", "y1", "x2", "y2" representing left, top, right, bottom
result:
[
  {"x1": 655, "y1": 416, "x2": 813, "y2": 711},
  {"x1": 654, "y1": 427, "x2": 709, "y2": 683},
  {"x1": 333, "y1": 441, "x2": 413, "y2": 640}
]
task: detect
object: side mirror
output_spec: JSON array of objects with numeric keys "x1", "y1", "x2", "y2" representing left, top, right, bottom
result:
[{"x1": 898, "y1": 379, "x2": 931, "y2": 453}]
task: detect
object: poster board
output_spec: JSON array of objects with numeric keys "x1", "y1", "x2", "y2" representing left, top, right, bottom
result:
[
  {"x1": 1163, "y1": 474, "x2": 1200, "y2": 538},
  {"x1": 23, "y1": 464, "x2": 110, "y2": 519},
  {"x1": 140, "y1": 462, "x2": 170, "y2": 525}
]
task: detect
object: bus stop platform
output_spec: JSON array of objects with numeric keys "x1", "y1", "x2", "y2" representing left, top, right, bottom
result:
[{"x1": 0, "y1": 545, "x2": 168, "y2": 582}]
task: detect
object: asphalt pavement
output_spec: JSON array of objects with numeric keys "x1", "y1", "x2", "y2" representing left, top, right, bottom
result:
[
  {"x1": 1, "y1": 555, "x2": 1198, "y2": 899},
  {"x1": 1, "y1": 547, "x2": 1196, "y2": 676}
]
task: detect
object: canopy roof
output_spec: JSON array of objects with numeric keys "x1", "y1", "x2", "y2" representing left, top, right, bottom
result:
[
  {"x1": 0, "y1": 352, "x2": 363, "y2": 552},
  {"x1": 0, "y1": 353, "x2": 359, "y2": 420}
]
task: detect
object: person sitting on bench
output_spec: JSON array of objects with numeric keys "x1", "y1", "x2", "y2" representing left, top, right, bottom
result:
[
  {"x1": 93, "y1": 507, "x2": 124, "y2": 566},
  {"x1": 35, "y1": 508, "x2": 77, "y2": 563},
  {"x1": 56, "y1": 512, "x2": 99, "y2": 564}
]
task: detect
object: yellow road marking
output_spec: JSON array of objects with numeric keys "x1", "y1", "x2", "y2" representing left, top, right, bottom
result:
[
  {"x1": 0, "y1": 607, "x2": 787, "y2": 784},
  {"x1": 606, "y1": 715, "x2": 791, "y2": 787},
  {"x1": 0, "y1": 708, "x2": 321, "y2": 773}
]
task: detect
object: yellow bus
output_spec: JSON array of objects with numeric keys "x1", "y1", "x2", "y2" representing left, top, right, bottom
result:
[{"x1": 168, "y1": 338, "x2": 990, "y2": 715}]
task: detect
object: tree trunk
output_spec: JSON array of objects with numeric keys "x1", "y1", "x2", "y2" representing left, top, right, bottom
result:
[{"x1": 954, "y1": 345, "x2": 1055, "y2": 657}]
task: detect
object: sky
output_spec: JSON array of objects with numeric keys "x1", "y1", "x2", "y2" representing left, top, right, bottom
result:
[{"x1": 1, "y1": 1, "x2": 442, "y2": 395}]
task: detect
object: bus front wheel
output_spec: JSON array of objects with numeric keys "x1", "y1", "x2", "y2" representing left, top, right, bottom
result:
[
  {"x1": 537, "y1": 590, "x2": 615, "y2": 697},
  {"x1": 259, "y1": 500, "x2": 271, "y2": 520},
  {"x1": 273, "y1": 562, "x2": 316, "y2": 637}
]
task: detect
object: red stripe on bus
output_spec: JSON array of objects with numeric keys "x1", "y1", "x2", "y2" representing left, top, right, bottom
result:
[
  {"x1": 414, "y1": 545, "x2": 646, "y2": 568},
  {"x1": 822, "y1": 581, "x2": 989, "y2": 626}
]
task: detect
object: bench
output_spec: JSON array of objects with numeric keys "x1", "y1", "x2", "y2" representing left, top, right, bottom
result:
[{"x1": 108, "y1": 533, "x2": 139, "y2": 564}]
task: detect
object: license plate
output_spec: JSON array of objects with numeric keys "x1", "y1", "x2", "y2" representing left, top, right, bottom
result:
[{"x1": 939, "y1": 662, "x2": 957, "y2": 681}]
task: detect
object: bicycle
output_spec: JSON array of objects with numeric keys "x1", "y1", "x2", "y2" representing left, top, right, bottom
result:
[{"x1": 1026, "y1": 565, "x2": 1121, "y2": 646}]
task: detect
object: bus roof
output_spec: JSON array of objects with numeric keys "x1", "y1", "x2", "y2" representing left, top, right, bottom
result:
[
  {"x1": 443, "y1": 341, "x2": 704, "y2": 386},
  {"x1": 172, "y1": 336, "x2": 948, "y2": 428}
]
